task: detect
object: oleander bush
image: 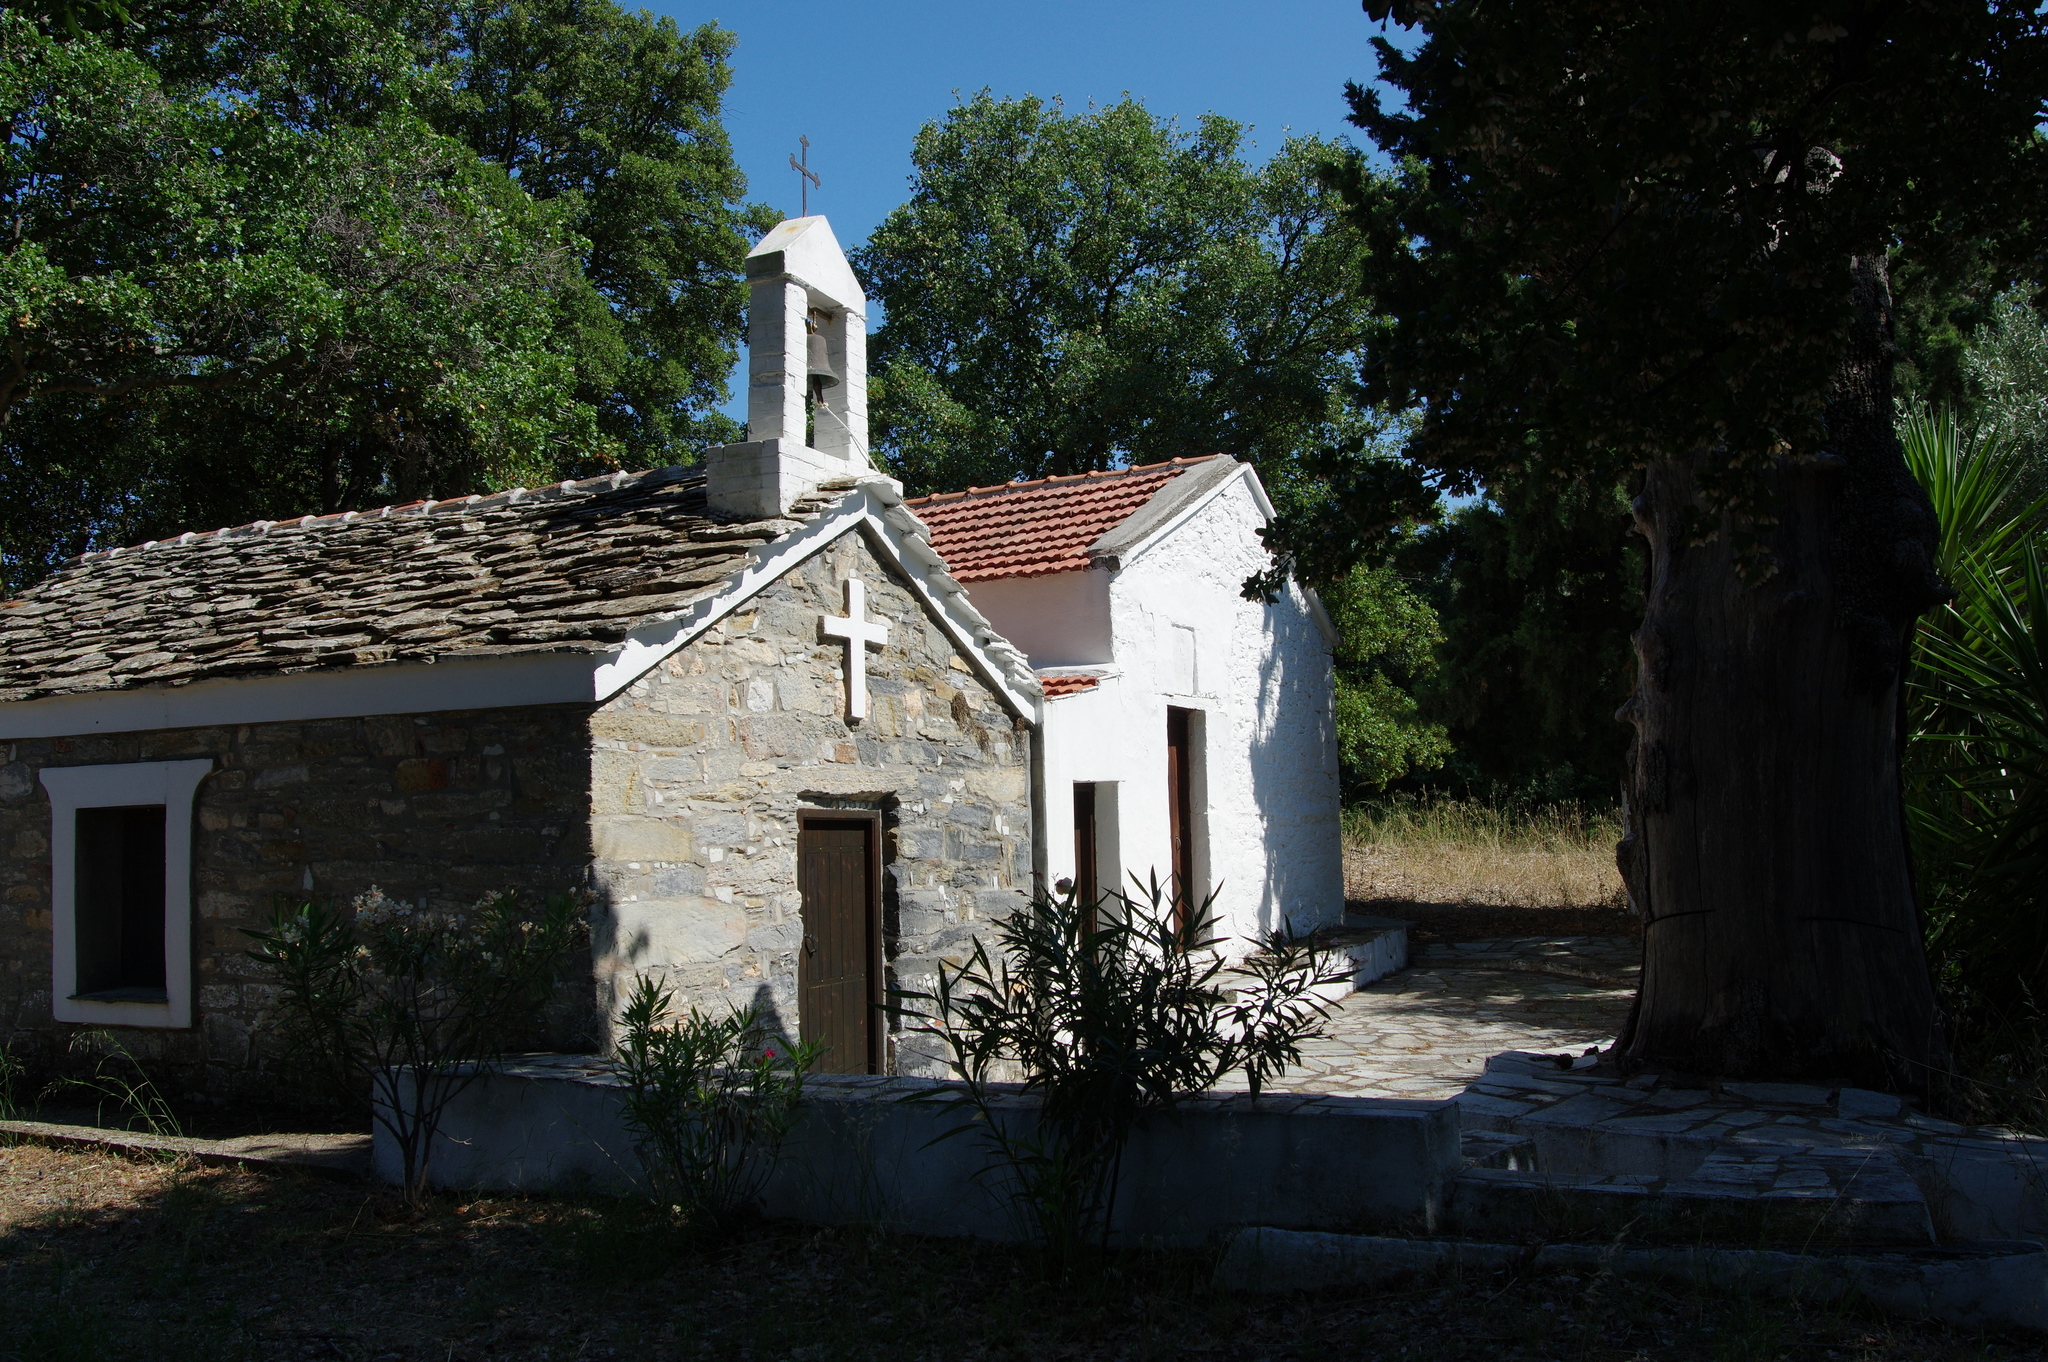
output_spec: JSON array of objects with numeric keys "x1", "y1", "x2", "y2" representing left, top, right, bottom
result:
[
  {"x1": 608, "y1": 976, "x2": 823, "y2": 1241},
  {"x1": 892, "y1": 875, "x2": 1341, "y2": 1273},
  {"x1": 245, "y1": 886, "x2": 587, "y2": 1202}
]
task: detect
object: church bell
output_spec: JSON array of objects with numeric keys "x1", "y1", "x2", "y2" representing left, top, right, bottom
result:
[{"x1": 806, "y1": 320, "x2": 841, "y2": 391}]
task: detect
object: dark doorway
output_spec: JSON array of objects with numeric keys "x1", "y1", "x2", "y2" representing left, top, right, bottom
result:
[
  {"x1": 1166, "y1": 708, "x2": 1197, "y2": 930},
  {"x1": 74, "y1": 805, "x2": 167, "y2": 1000},
  {"x1": 798, "y1": 812, "x2": 881, "y2": 1074},
  {"x1": 1073, "y1": 782, "x2": 1099, "y2": 930}
]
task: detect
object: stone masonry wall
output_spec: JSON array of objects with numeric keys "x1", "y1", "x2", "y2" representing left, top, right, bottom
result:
[
  {"x1": 0, "y1": 706, "x2": 592, "y2": 1102},
  {"x1": 590, "y1": 528, "x2": 1032, "y2": 1075},
  {"x1": 0, "y1": 527, "x2": 1034, "y2": 1101}
]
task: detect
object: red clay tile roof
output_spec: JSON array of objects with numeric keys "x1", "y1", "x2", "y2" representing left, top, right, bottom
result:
[
  {"x1": 903, "y1": 456, "x2": 1222, "y2": 582},
  {"x1": 1038, "y1": 674, "x2": 1101, "y2": 698}
]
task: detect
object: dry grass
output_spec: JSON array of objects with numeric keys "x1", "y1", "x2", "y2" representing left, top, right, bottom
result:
[
  {"x1": 1345, "y1": 796, "x2": 1636, "y2": 944},
  {"x1": 0, "y1": 1141, "x2": 2028, "y2": 1362}
]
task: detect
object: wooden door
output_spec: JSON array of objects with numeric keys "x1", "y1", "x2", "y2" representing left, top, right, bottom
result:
[
  {"x1": 798, "y1": 814, "x2": 879, "y2": 1074},
  {"x1": 1166, "y1": 708, "x2": 1196, "y2": 931}
]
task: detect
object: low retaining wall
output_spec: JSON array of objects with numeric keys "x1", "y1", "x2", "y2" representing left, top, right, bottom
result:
[{"x1": 375, "y1": 1055, "x2": 1461, "y2": 1245}]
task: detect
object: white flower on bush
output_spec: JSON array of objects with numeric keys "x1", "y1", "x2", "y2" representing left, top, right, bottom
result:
[{"x1": 353, "y1": 886, "x2": 407, "y2": 926}]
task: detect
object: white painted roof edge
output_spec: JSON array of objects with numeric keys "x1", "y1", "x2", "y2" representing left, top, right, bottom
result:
[
  {"x1": 1088, "y1": 456, "x2": 1244, "y2": 565},
  {"x1": 596, "y1": 476, "x2": 1042, "y2": 721},
  {"x1": 0, "y1": 482, "x2": 1043, "y2": 741},
  {"x1": 1300, "y1": 587, "x2": 1339, "y2": 649},
  {"x1": 1035, "y1": 665, "x2": 1122, "y2": 678},
  {"x1": 744, "y1": 216, "x2": 867, "y2": 317},
  {"x1": 1097, "y1": 460, "x2": 1337, "y2": 649},
  {"x1": 0, "y1": 652, "x2": 600, "y2": 742},
  {"x1": 1095, "y1": 459, "x2": 1271, "y2": 570}
]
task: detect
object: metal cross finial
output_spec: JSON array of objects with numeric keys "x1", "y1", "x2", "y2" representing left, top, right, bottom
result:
[{"x1": 789, "y1": 135, "x2": 821, "y2": 217}]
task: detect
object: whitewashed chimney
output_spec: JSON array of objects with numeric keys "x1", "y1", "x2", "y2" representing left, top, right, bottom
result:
[{"x1": 704, "y1": 217, "x2": 871, "y2": 517}]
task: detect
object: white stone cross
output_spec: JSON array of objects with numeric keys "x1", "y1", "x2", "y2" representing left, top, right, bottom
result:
[{"x1": 822, "y1": 576, "x2": 890, "y2": 722}]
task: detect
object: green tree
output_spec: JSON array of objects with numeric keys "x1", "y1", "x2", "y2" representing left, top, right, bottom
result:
[
  {"x1": 1322, "y1": 1, "x2": 2048, "y2": 1087},
  {"x1": 1965, "y1": 289, "x2": 2048, "y2": 483},
  {"x1": 1405, "y1": 477, "x2": 1642, "y2": 800},
  {"x1": 1890, "y1": 244, "x2": 2016, "y2": 416},
  {"x1": 1377, "y1": 276, "x2": 2017, "y2": 806},
  {"x1": 1322, "y1": 561, "x2": 1452, "y2": 792},
  {"x1": 0, "y1": 0, "x2": 763, "y2": 594},
  {"x1": 852, "y1": 93, "x2": 1376, "y2": 505},
  {"x1": 432, "y1": 1, "x2": 776, "y2": 463}
]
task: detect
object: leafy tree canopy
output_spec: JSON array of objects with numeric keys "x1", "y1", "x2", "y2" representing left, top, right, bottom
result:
[
  {"x1": 1890, "y1": 242, "x2": 2015, "y2": 416},
  {"x1": 1321, "y1": 561, "x2": 1452, "y2": 792},
  {"x1": 1964, "y1": 289, "x2": 2048, "y2": 481},
  {"x1": 852, "y1": 93, "x2": 1379, "y2": 508},
  {"x1": 1290, "y1": 0, "x2": 2048, "y2": 581},
  {"x1": 1, "y1": 0, "x2": 768, "y2": 594},
  {"x1": 1402, "y1": 476, "x2": 1643, "y2": 800}
]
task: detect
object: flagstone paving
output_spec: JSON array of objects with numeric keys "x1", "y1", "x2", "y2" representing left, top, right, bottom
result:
[{"x1": 1213, "y1": 935, "x2": 1640, "y2": 1099}]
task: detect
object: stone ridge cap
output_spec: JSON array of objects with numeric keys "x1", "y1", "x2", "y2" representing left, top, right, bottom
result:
[
  {"x1": 900, "y1": 454, "x2": 1224, "y2": 508},
  {"x1": 65, "y1": 465, "x2": 709, "y2": 566}
]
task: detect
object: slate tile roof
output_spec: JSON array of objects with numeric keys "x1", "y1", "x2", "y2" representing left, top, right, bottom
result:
[
  {"x1": 902, "y1": 456, "x2": 1221, "y2": 582},
  {"x1": 0, "y1": 468, "x2": 842, "y2": 704}
]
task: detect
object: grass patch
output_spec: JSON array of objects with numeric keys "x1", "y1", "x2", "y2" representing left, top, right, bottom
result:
[
  {"x1": 0, "y1": 1143, "x2": 2030, "y2": 1361},
  {"x1": 1344, "y1": 793, "x2": 1626, "y2": 856},
  {"x1": 1344, "y1": 795, "x2": 1630, "y2": 933}
]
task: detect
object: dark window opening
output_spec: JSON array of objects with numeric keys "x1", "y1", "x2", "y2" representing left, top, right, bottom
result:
[
  {"x1": 1073, "y1": 782, "x2": 1100, "y2": 933},
  {"x1": 74, "y1": 805, "x2": 167, "y2": 1001},
  {"x1": 1167, "y1": 707, "x2": 1198, "y2": 933}
]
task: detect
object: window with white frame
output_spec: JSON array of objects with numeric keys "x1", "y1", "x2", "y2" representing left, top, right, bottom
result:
[{"x1": 39, "y1": 760, "x2": 211, "y2": 1028}]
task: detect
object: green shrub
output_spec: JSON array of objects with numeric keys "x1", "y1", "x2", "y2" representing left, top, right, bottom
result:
[
  {"x1": 608, "y1": 977, "x2": 822, "y2": 1240},
  {"x1": 244, "y1": 886, "x2": 587, "y2": 1202},
  {"x1": 1901, "y1": 406, "x2": 2048, "y2": 1015},
  {"x1": 1898, "y1": 405, "x2": 2048, "y2": 1124},
  {"x1": 892, "y1": 876, "x2": 1341, "y2": 1272}
]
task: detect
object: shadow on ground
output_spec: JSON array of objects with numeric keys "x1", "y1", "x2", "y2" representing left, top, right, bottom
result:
[{"x1": 0, "y1": 1141, "x2": 2028, "y2": 1361}]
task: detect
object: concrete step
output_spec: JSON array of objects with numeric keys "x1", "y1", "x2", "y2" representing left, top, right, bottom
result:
[
  {"x1": 1447, "y1": 1154, "x2": 1937, "y2": 1247},
  {"x1": 1461, "y1": 1128, "x2": 1537, "y2": 1171},
  {"x1": 1315, "y1": 914, "x2": 1409, "y2": 996},
  {"x1": 1224, "y1": 917, "x2": 1407, "y2": 1005}
]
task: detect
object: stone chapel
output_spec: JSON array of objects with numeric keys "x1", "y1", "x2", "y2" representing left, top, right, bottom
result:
[{"x1": 0, "y1": 217, "x2": 1340, "y2": 1099}]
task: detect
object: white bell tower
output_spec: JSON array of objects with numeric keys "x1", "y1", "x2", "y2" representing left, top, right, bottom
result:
[{"x1": 704, "y1": 217, "x2": 872, "y2": 517}]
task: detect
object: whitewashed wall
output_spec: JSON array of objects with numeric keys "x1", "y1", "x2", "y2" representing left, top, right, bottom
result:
[
  {"x1": 995, "y1": 470, "x2": 1343, "y2": 951},
  {"x1": 962, "y1": 570, "x2": 1113, "y2": 668}
]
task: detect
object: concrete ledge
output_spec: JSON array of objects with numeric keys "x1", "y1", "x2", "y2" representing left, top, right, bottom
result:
[
  {"x1": 1448, "y1": 1165, "x2": 1937, "y2": 1246},
  {"x1": 1, "y1": 1118, "x2": 370, "y2": 1179},
  {"x1": 375, "y1": 1057, "x2": 1460, "y2": 1245},
  {"x1": 1324, "y1": 916, "x2": 1410, "y2": 994},
  {"x1": 1215, "y1": 1227, "x2": 2048, "y2": 1334}
]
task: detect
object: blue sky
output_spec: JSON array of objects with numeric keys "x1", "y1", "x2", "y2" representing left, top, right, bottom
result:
[{"x1": 640, "y1": 1, "x2": 1401, "y2": 422}]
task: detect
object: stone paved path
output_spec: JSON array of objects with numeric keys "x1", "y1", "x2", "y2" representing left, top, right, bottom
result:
[{"x1": 1213, "y1": 935, "x2": 1640, "y2": 1099}]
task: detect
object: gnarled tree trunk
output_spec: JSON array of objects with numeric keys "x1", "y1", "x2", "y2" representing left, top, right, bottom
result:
[{"x1": 1615, "y1": 255, "x2": 1951, "y2": 1090}]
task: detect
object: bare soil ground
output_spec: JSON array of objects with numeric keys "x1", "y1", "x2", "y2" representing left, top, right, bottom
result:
[{"x1": 0, "y1": 1141, "x2": 2030, "y2": 1362}]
